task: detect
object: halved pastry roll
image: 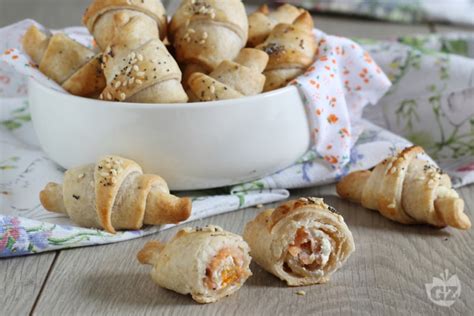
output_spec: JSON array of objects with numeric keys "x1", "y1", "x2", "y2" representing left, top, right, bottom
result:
[
  {"x1": 244, "y1": 197, "x2": 354, "y2": 286},
  {"x1": 138, "y1": 225, "x2": 252, "y2": 304}
]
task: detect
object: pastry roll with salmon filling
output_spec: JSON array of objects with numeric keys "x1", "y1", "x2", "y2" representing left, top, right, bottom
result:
[
  {"x1": 138, "y1": 225, "x2": 252, "y2": 304},
  {"x1": 244, "y1": 197, "x2": 355, "y2": 286}
]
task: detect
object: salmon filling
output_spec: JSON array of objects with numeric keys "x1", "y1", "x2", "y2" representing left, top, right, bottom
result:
[
  {"x1": 204, "y1": 247, "x2": 246, "y2": 291},
  {"x1": 284, "y1": 227, "x2": 332, "y2": 275}
]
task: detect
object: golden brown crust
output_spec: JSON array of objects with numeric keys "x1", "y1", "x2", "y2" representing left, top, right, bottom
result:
[
  {"x1": 62, "y1": 55, "x2": 106, "y2": 97},
  {"x1": 143, "y1": 191, "x2": 192, "y2": 225},
  {"x1": 169, "y1": 0, "x2": 248, "y2": 42},
  {"x1": 435, "y1": 198, "x2": 470, "y2": 230},
  {"x1": 40, "y1": 156, "x2": 192, "y2": 233},
  {"x1": 376, "y1": 146, "x2": 423, "y2": 224},
  {"x1": 247, "y1": 4, "x2": 303, "y2": 48},
  {"x1": 187, "y1": 48, "x2": 268, "y2": 101},
  {"x1": 83, "y1": 0, "x2": 167, "y2": 43},
  {"x1": 100, "y1": 39, "x2": 187, "y2": 103},
  {"x1": 270, "y1": 197, "x2": 333, "y2": 227},
  {"x1": 22, "y1": 25, "x2": 50, "y2": 65},
  {"x1": 335, "y1": 170, "x2": 371, "y2": 203},
  {"x1": 251, "y1": 209, "x2": 274, "y2": 232},
  {"x1": 137, "y1": 240, "x2": 165, "y2": 264},
  {"x1": 94, "y1": 156, "x2": 143, "y2": 233},
  {"x1": 39, "y1": 182, "x2": 66, "y2": 214},
  {"x1": 187, "y1": 72, "x2": 243, "y2": 101},
  {"x1": 256, "y1": 11, "x2": 317, "y2": 92},
  {"x1": 336, "y1": 146, "x2": 471, "y2": 230},
  {"x1": 22, "y1": 25, "x2": 105, "y2": 97},
  {"x1": 169, "y1": 0, "x2": 248, "y2": 72},
  {"x1": 39, "y1": 33, "x2": 95, "y2": 84}
]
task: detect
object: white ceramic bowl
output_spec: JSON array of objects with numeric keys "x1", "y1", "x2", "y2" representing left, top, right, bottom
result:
[{"x1": 29, "y1": 78, "x2": 310, "y2": 190}]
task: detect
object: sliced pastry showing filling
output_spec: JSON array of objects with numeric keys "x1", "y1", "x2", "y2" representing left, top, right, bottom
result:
[
  {"x1": 336, "y1": 146, "x2": 471, "y2": 230},
  {"x1": 137, "y1": 225, "x2": 252, "y2": 304},
  {"x1": 244, "y1": 197, "x2": 354, "y2": 286}
]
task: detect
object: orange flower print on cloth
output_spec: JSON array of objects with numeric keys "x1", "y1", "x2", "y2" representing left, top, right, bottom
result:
[
  {"x1": 327, "y1": 114, "x2": 339, "y2": 124},
  {"x1": 294, "y1": 29, "x2": 391, "y2": 169}
]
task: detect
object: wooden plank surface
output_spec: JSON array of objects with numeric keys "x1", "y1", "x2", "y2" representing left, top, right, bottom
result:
[
  {"x1": 32, "y1": 185, "x2": 474, "y2": 315},
  {"x1": 1, "y1": 0, "x2": 474, "y2": 315},
  {"x1": 0, "y1": 252, "x2": 57, "y2": 315}
]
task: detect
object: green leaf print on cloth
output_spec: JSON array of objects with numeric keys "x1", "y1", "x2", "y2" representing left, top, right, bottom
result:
[
  {"x1": 364, "y1": 33, "x2": 474, "y2": 162},
  {"x1": 1, "y1": 101, "x2": 31, "y2": 131}
]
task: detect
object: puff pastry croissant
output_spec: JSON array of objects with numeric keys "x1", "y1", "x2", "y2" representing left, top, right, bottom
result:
[
  {"x1": 187, "y1": 48, "x2": 269, "y2": 101},
  {"x1": 99, "y1": 39, "x2": 188, "y2": 103},
  {"x1": 138, "y1": 225, "x2": 252, "y2": 303},
  {"x1": 244, "y1": 197, "x2": 355, "y2": 286},
  {"x1": 336, "y1": 146, "x2": 471, "y2": 230},
  {"x1": 247, "y1": 4, "x2": 303, "y2": 48},
  {"x1": 40, "y1": 155, "x2": 192, "y2": 233},
  {"x1": 169, "y1": 0, "x2": 248, "y2": 78},
  {"x1": 83, "y1": 0, "x2": 168, "y2": 51},
  {"x1": 22, "y1": 25, "x2": 105, "y2": 97},
  {"x1": 256, "y1": 11, "x2": 317, "y2": 92}
]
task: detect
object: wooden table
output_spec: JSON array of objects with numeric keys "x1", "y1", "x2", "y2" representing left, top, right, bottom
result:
[{"x1": 1, "y1": 1, "x2": 473, "y2": 315}]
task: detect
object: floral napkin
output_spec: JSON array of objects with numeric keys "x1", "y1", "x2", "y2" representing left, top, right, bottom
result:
[
  {"x1": 1, "y1": 19, "x2": 473, "y2": 257},
  {"x1": 279, "y1": 0, "x2": 474, "y2": 25}
]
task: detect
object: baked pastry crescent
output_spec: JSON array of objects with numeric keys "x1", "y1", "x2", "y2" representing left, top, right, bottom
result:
[
  {"x1": 99, "y1": 39, "x2": 188, "y2": 103},
  {"x1": 337, "y1": 146, "x2": 471, "y2": 230},
  {"x1": 83, "y1": 0, "x2": 167, "y2": 51},
  {"x1": 138, "y1": 225, "x2": 252, "y2": 303},
  {"x1": 244, "y1": 197, "x2": 355, "y2": 286},
  {"x1": 187, "y1": 48, "x2": 268, "y2": 101},
  {"x1": 169, "y1": 0, "x2": 248, "y2": 76},
  {"x1": 247, "y1": 4, "x2": 303, "y2": 47},
  {"x1": 40, "y1": 155, "x2": 191, "y2": 233},
  {"x1": 256, "y1": 11, "x2": 317, "y2": 92},
  {"x1": 22, "y1": 25, "x2": 105, "y2": 97}
]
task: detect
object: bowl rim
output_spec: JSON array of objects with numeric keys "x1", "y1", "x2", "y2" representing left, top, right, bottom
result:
[{"x1": 29, "y1": 77, "x2": 301, "y2": 110}]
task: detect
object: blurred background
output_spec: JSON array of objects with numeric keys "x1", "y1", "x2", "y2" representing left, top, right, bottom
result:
[{"x1": 1, "y1": 0, "x2": 472, "y2": 39}]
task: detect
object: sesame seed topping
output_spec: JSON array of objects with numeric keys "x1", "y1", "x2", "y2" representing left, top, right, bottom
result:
[
  {"x1": 119, "y1": 92, "x2": 126, "y2": 100},
  {"x1": 96, "y1": 157, "x2": 124, "y2": 186}
]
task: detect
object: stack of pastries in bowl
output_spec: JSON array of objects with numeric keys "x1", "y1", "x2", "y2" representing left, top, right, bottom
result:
[{"x1": 22, "y1": 0, "x2": 318, "y2": 103}]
